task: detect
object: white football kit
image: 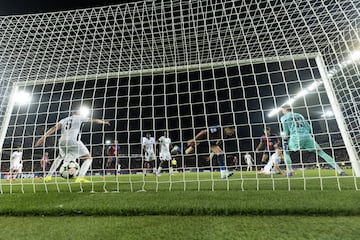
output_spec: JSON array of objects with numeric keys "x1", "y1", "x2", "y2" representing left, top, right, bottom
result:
[
  {"x1": 244, "y1": 154, "x2": 253, "y2": 166},
  {"x1": 263, "y1": 152, "x2": 282, "y2": 174},
  {"x1": 142, "y1": 137, "x2": 156, "y2": 162},
  {"x1": 158, "y1": 136, "x2": 171, "y2": 161},
  {"x1": 58, "y1": 115, "x2": 90, "y2": 162},
  {"x1": 11, "y1": 151, "x2": 23, "y2": 172}
]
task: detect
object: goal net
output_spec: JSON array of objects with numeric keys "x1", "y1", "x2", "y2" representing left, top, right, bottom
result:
[{"x1": 0, "y1": 0, "x2": 359, "y2": 193}]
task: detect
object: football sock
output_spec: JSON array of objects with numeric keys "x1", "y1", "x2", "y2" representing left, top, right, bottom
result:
[
  {"x1": 79, "y1": 158, "x2": 92, "y2": 177},
  {"x1": 217, "y1": 154, "x2": 225, "y2": 171},
  {"x1": 283, "y1": 151, "x2": 293, "y2": 172},
  {"x1": 157, "y1": 166, "x2": 162, "y2": 174}
]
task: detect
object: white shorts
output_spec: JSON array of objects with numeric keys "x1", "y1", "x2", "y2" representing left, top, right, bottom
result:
[
  {"x1": 144, "y1": 151, "x2": 156, "y2": 162},
  {"x1": 59, "y1": 139, "x2": 90, "y2": 162},
  {"x1": 263, "y1": 165, "x2": 277, "y2": 174},
  {"x1": 246, "y1": 160, "x2": 253, "y2": 166},
  {"x1": 11, "y1": 163, "x2": 22, "y2": 172},
  {"x1": 159, "y1": 152, "x2": 171, "y2": 161}
]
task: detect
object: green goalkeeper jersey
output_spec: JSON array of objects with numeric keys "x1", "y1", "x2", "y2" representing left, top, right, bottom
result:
[{"x1": 280, "y1": 112, "x2": 311, "y2": 138}]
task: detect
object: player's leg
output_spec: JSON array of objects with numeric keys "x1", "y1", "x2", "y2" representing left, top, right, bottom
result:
[
  {"x1": 77, "y1": 153, "x2": 92, "y2": 181},
  {"x1": 303, "y1": 137, "x2": 345, "y2": 175},
  {"x1": 157, "y1": 160, "x2": 164, "y2": 175},
  {"x1": 210, "y1": 145, "x2": 233, "y2": 179},
  {"x1": 45, "y1": 155, "x2": 63, "y2": 182},
  {"x1": 143, "y1": 152, "x2": 149, "y2": 175},
  {"x1": 261, "y1": 153, "x2": 269, "y2": 163},
  {"x1": 284, "y1": 137, "x2": 300, "y2": 176},
  {"x1": 73, "y1": 141, "x2": 92, "y2": 182}
]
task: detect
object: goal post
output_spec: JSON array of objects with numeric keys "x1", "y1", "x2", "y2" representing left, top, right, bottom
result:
[{"x1": 315, "y1": 55, "x2": 360, "y2": 177}]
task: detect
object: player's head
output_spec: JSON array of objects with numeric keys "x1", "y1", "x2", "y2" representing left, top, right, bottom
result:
[
  {"x1": 224, "y1": 125, "x2": 235, "y2": 137},
  {"x1": 264, "y1": 127, "x2": 271, "y2": 135},
  {"x1": 145, "y1": 132, "x2": 152, "y2": 138},
  {"x1": 113, "y1": 140, "x2": 118, "y2": 144},
  {"x1": 281, "y1": 104, "x2": 292, "y2": 114},
  {"x1": 163, "y1": 131, "x2": 168, "y2": 137},
  {"x1": 275, "y1": 147, "x2": 282, "y2": 155},
  {"x1": 17, "y1": 146, "x2": 22, "y2": 152}
]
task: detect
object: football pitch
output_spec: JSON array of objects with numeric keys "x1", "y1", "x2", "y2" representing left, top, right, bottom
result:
[{"x1": 1, "y1": 170, "x2": 359, "y2": 239}]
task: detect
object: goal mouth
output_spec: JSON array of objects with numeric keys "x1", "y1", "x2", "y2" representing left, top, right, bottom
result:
[{"x1": 0, "y1": 1, "x2": 359, "y2": 193}]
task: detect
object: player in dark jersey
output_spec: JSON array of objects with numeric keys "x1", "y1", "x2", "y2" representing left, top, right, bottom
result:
[
  {"x1": 106, "y1": 140, "x2": 120, "y2": 174},
  {"x1": 255, "y1": 127, "x2": 280, "y2": 164},
  {"x1": 186, "y1": 125, "x2": 235, "y2": 179}
]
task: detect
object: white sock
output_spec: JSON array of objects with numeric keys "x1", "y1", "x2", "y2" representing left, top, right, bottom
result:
[
  {"x1": 158, "y1": 167, "x2": 162, "y2": 174},
  {"x1": 47, "y1": 156, "x2": 63, "y2": 177},
  {"x1": 220, "y1": 170, "x2": 226, "y2": 178},
  {"x1": 79, "y1": 159, "x2": 92, "y2": 177}
]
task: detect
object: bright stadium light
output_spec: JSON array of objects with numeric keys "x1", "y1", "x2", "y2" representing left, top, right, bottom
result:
[
  {"x1": 321, "y1": 110, "x2": 334, "y2": 118},
  {"x1": 14, "y1": 91, "x2": 31, "y2": 105},
  {"x1": 349, "y1": 50, "x2": 360, "y2": 61},
  {"x1": 105, "y1": 140, "x2": 111, "y2": 145},
  {"x1": 79, "y1": 106, "x2": 90, "y2": 117},
  {"x1": 267, "y1": 80, "x2": 325, "y2": 118}
]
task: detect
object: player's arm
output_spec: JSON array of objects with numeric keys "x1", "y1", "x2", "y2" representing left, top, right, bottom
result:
[
  {"x1": 304, "y1": 120, "x2": 312, "y2": 133},
  {"x1": 89, "y1": 119, "x2": 110, "y2": 125},
  {"x1": 255, "y1": 142, "x2": 263, "y2": 152},
  {"x1": 187, "y1": 129, "x2": 208, "y2": 146},
  {"x1": 281, "y1": 120, "x2": 290, "y2": 140},
  {"x1": 35, "y1": 122, "x2": 62, "y2": 147}
]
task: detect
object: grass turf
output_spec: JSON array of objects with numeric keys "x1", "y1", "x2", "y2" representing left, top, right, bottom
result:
[
  {"x1": 2, "y1": 216, "x2": 360, "y2": 240},
  {"x1": 1, "y1": 170, "x2": 359, "y2": 239},
  {"x1": 0, "y1": 169, "x2": 358, "y2": 216}
]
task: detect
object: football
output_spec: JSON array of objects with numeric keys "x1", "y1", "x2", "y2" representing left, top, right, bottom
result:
[{"x1": 59, "y1": 161, "x2": 80, "y2": 179}]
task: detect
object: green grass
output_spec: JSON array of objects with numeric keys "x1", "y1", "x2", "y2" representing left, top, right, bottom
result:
[
  {"x1": 1, "y1": 169, "x2": 359, "y2": 239},
  {"x1": 1, "y1": 169, "x2": 358, "y2": 194},
  {"x1": 2, "y1": 216, "x2": 360, "y2": 240}
]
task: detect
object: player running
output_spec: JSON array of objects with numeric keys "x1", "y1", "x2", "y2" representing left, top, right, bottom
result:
[
  {"x1": 280, "y1": 105, "x2": 346, "y2": 176},
  {"x1": 142, "y1": 132, "x2": 156, "y2": 175},
  {"x1": 8, "y1": 147, "x2": 23, "y2": 181},
  {"x1": 35, "y1": 109, "x2": 110, "y2": 182},
  {"x1": 255, "y1": 127, "x2": 280, "y2": 164},
  {"x1": 244, "y1": 152, "x2": 254, "y2": 171},
  {"x1": 187, "y1": 125, "x2": 235, "y2": 179},
  {"x1": 156, "y1": 131, "x2": 172, "y2": 176},
  {"x1": 106, "y1": 140, "x2": 120, "y2": 175}
]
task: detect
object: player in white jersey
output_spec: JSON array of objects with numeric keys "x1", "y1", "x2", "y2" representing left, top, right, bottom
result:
[
  {"x1": 257, "y1": 148, "x2": 283, "y2": 175},
  {"x1": 244, "y1": 152, "x2": 254, "y2": 171},
  {"x1": 141, "y1": 133, "x2": 156, "y2": 175},
  {"x1": 35, "y1": 110, "x2": 110, "y2": 182},
  {"x1": 8, "y1": 147, "x2": 23, "y2": 181},
  {"x1": 156, "y1": 131, "x2": 172, "y2": 176}
]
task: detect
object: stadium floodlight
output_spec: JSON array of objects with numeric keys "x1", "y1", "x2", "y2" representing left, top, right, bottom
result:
[
  {"x1": 14, "y1": 91, "x2": 31, "y2": 105},
  {"x1": 321, "y1": 110, "x2": 334, "y2": 118},
  {"x1": 79, "y1": 106, "x2": 90, "y2": 117},
  {"x1": 267, "y1": 81, "x2": 322, "y2": 118},
  {"x1": 349, "y1": 50, "x2": 360, "y2": 61},
  {"x1": 105, "y1": 140, "x2": 111, "y2": 145}
]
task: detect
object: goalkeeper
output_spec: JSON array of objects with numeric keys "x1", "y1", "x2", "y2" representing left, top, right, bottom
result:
[
  {"x1": 280, "y1": 105, "x2": 346, "y2": 176},
  {"x1": 186, "y1": 125, "x2": 235, "y2": 179}
]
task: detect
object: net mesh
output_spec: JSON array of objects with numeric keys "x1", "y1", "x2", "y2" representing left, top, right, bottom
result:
[{"x1": 0, "y1": 0, "x2": 359, "y2": 193}]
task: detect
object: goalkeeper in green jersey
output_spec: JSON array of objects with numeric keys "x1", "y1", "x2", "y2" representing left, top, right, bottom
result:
[{"x1": 280, "y1": 105, "x2": 346, "y2": 176}]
